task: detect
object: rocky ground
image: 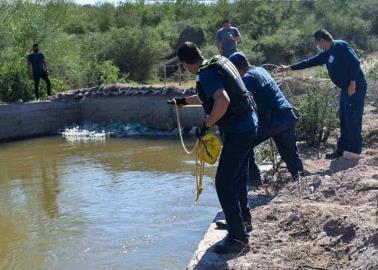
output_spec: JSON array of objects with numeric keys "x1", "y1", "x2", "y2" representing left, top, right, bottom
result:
[{"x1": 189, "y1": 107, "x2": 378, "y2": 270}]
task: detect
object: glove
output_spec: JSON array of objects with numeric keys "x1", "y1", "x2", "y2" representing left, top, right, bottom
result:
[
  {"x1": 167, "y1": 97, "x2": 187, "y2": 106},
  {"x1": 195, "y1": 121, "x2": 209, "y2": 139}
]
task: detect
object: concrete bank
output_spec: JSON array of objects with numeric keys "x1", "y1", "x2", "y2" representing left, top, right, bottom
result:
[{"x1": 0, "y1": 84, "x2": 203, "y2": 141}]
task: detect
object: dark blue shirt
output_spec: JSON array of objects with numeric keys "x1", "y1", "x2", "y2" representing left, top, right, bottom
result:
[
  {"x1": 199, "y1": 68, "x2": 257, "y2": 133},
  {"x1": 290, "y1": 40, "x2": 366, "y2": 90},
  {"x1": 242, "y1": 66, "x2": 292, "y2": 123},
  {"x1": 27, "y1": 52, "x2": 45, "y2": 75}
]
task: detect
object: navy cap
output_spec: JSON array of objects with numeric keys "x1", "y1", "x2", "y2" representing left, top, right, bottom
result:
[{"x1": 229, "y1": 52, "x2": 248, "y2": 69}]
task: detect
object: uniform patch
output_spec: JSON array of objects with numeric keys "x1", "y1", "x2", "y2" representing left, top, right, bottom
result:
[{"x1": 328, "y1": 55, "x2": 334, "y2": 63}]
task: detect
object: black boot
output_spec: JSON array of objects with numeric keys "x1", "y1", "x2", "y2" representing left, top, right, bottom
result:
[
  {"x1": 215, "y1": 220, "x2": 253, "y2": 233},
  {"x1": 213, "y1": 235, "x2": 249, "y2": 254},
  {"x1": 325, "y1": 149, "x2": 343, "y2": 159}
]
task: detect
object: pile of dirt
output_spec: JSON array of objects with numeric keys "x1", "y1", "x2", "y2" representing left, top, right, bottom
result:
[{"x1": 222, "y1": 147, "x2": 378, "y2": 270}]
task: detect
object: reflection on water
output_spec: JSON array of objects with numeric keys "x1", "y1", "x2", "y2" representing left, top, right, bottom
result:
[{"x1": 0, "y1": 137, "x2": 218, "y2": 270}]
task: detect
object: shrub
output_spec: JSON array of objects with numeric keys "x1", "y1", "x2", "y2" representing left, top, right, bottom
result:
[
  {"x1": 0, "y1": 59, "x2": 33, "y2": 102},
  {"x1": 82, "y1": 60, "x2": 121, "y2": 87},
  {"x1": 100, "y1": 27, "x2": 169, "y2": 83},
  {"x1": 294, "y1": 85, "x2": 339, "y2": 146}
]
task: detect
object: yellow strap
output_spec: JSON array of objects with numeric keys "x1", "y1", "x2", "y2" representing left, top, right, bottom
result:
[
  {"x1": 173, "y1": 100, "x2": 204, "y2": 201},
  {"x1": 173, "y1": 100, "x2": 198, "y2": 154}
]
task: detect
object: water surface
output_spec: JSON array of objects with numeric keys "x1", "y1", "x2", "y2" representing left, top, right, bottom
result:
[{"x1": 0, "y1": 137, "x2": 219, "y2": 270}]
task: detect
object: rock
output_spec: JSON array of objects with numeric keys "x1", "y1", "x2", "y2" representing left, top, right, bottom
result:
[
  {"x1": 323, "y1": 219, "x2": 356, "y2": 243},
  {"x1": 356, "y1": 179, "x2": 378, "y2": 191},
  {"x1": 322, "y1": 188, "x2": 336, "y2": 198},
  {"x1": 266, "y1": 214, "x2": 278, "y2": 221},
  {"x1": 287, "y1": 212, "x2": 300, "y2": 224},
  {"x1": 312, "y1": 174, "x2": 322, "y2": 188}
]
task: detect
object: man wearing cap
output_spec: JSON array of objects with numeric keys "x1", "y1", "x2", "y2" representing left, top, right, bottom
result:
[
  {"x1": 278, "y1": 29, "x2": 367, "y2": 159},
  {"x1": 168, "y1": 42, "x2": 257, "y2": 254},
  {"x1": 216, "y1": 19, "x2": 241, "y2": 58},
  {"x1": 229, "y1": 51, "x2": 304, "y2": 187}
]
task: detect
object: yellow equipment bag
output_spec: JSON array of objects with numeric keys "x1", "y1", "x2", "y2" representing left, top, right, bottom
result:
[
  {"x1": 173, "y1": 99, "x2": 222, "y2": 201},
  {"x1": 197, "y1": 132, "x2": 221, "y2": 165}
]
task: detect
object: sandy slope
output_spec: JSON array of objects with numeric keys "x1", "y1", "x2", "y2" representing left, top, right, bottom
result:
[{"x1": 190, "y1": 106, "x2": 378, "y2": 270}]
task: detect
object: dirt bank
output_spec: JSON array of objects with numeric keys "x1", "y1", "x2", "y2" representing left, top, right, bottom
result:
[{"x1": 189, "y1": 106, "x2": 378, "y2": 270}]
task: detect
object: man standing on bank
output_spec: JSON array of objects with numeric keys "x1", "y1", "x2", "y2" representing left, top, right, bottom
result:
[
  {"x1": 216, "y1": 19, "x2": 241, "y2": 58},
  {"x1": 27, "y1": 43, "x2": 52, "y2": 100},
  {"x1": 169, "y1": 42, "x2": 257, "y2": 254},
  {"x1": 229, "y1": 51, "x2": 304, "y2": 187},
  {"x1": 278, "y1": 29, "x2": 367, "y2": 159}
]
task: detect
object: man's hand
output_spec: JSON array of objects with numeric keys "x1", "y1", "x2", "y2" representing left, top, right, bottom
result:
[
  {"x1": 195, "y1": 121, "x2": 209, "y2": 139},
  {"x1": 167, "y1": 97, "x2": 187, "y2": 106},
  {"x1": 348, "y1": 81, "x2": 356, "y2": 96},
  {"x1": 277, "y1": 65, "x2": 290, "y2": 72}
]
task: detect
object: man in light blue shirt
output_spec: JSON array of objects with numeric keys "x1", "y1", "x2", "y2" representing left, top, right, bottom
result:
[{"x1": 216, "y1": 19, "x2": 241, "y2": 58}]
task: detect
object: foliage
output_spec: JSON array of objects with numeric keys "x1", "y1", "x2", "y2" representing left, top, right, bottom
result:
[
  {"x1": 81, "y1": 60, "x2": 121, "y2": 87},
  {"x1": 294, "y1": 85, "x2": 339, "y2": 146},
  {"x1": 0, "y1": 0, "x2": 377, "y2": 101}
]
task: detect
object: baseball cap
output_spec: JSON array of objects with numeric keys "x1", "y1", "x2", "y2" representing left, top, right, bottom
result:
[{"x1": 229, "y1": 52, "x2": 248, "y2": 69}]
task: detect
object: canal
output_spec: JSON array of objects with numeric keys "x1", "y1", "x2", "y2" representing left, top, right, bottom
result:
[{"x1": 0, "y1": 137, "x2": 219, "y2": 270}]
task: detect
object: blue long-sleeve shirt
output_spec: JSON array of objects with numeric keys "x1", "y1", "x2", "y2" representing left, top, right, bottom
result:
[
  {"x1": 290, "y1": 40, "x2": 366, "y2": 90},
  {"x1": 242, "y1": 66, "x2": 292, "y2": 126}
]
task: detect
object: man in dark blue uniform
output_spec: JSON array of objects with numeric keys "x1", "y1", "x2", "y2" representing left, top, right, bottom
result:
[
  {"x1": 279, "y1": 29, "x2": 367, "y2": 159},
  {"x1": 229, "y1": 52, "x2": 304, "y2": 187},
  {"x1": 27, "y1": 44, "x2": 51, "y2": 99},
  {"x1": 169, "y1": 42, "x2": 258, "y2": 254}
]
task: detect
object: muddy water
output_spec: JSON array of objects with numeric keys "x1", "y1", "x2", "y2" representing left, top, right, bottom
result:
[{"x1": 0, "y1": 137, "x2": 219, "y2": 270}]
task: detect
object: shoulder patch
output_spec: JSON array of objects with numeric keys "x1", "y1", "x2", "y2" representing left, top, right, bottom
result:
[{"x1": 328, "y1": 55, "x2": 334, "y2": 63}]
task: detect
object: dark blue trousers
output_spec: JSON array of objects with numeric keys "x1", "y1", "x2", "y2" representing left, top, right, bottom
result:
[
  {"x1": 248, "y1": 109, "x2": 303, "y2": 186},
  {"x1": 33, "y1": 71, "x2": 51, "y2": 99},
  {"x1": 337, "y1": 84, "x2": 366, "y2": 154},
  {"x1": 215, "y1": 129, "x2": 256, "y2": 240}
]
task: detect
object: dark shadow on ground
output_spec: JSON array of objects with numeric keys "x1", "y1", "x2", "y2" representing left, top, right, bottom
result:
[
  {"x1": 191, "y1": 245, "x2": 249, "y2": 270},
  {"x1": 319, "y1": 158, "x2": 359, "y2": 176},
  {"x1": 191, "y1": 212, "x2": 250, "y2": 270},
  {"x1": 191, "y1": 214, "x2": 230, "y2": 270}
]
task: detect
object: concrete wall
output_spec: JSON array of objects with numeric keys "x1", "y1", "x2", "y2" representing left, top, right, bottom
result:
[
  {"x1": 0, "y1": 90, "x2": 203, "y2": 142},
  {"x1": 0, "y1": 100, "x2": 80, "y2": 141},
  {"x1": 80, "y1": 95, "x2": 203, "y2": 130}
]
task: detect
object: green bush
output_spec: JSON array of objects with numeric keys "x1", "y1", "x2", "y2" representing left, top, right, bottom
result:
[
  {"x1": 1, "y1": 0, "x2": 378, "y2": 103},
  {"x1": 82, "y1": 60, "x2": 121, "y2": 87},
  {"x1": 0, "y1": 61, "x2": 33, "y2": 102},
  {"x1": 100, "y1": 27, "x2": 169, "y2": 82},
  {"x1": 295, "y1": 85, "x2": 339, "y2": 146}
]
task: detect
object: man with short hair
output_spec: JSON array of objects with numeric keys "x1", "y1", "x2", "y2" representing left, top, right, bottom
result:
[
  {"x1": 216, "y1": 19, "x2": 241, "y2": 58},
  {"x1": 279, "y1": 29, "x2": 367, "y2": 159},
  {"x1": 229, "y1": 52, "x2": 304, "y2": 186},
  {"x1": 27, "y1": 43, "x2": 51, "y2": 99},
  {"x1": 169, "y1": 42, "x2": 257, "y2": 254}
]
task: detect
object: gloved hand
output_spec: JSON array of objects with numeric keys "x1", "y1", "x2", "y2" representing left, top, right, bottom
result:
[
  {"x1": 167, "y1": 97, "x2": 187, "y2": 106},
  {"x1": 195, "y1": 121, "x2": 209, "y2": 139}
]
